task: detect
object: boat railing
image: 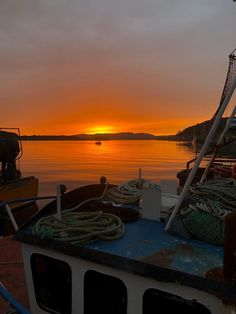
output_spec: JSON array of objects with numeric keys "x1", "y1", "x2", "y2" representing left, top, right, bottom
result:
[
  {"x1": 0, "y1": 195, "x2": 57, "y2": 232},
  {"x1": 186, "y1": 156, "x2": 236, "y2": 169}
]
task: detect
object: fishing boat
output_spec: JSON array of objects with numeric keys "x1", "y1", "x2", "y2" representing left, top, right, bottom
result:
[
  {"x1": 177, "y1": 123, "x2": 236, "y2": 190},
  {"x1": 176, "y1": 154, "x2": 236, "y2": 192},
  {"x1": 9, "y1": 175, "x2": 235, "y2": 314},
  {"x1": 0, "y1": 128, "x2": 39, "y2": 236}
]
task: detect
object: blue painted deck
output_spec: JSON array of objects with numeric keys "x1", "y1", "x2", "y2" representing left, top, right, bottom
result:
[
  {"x1": 16, "y1": 212, "x2": 234, "y2": 299},
  {"x1": 13, "y1": 181, "x2": 236, "y2": 300},
  {"x1": 87, "y1": 219, "x2": 223, "y2": 278}
]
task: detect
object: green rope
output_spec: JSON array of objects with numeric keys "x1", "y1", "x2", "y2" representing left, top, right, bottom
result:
[
  {"x1": 182, "y1": 210, "x2": 224, "y2": 246},
  {"x1": 179, "y1": 178, "x2": 236, "y2": 245},
  {"x1": 34, "y1": 210, "x2": 125, "y2": 245}
]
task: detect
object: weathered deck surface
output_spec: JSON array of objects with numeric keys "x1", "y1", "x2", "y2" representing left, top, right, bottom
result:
[
  {"x1": 16, "y1": 215, "x2": 229, "y2": 298},
  {"x1": 87, "y1": 219, "x2": 223, "y2": 277},
  {"x1": 0, "y1": 236, "x2": 29, "y2": 314}
]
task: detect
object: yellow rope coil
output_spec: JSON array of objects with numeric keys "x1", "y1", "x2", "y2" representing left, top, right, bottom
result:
[{"x1": 34, "y1": 210, "x2": 125, "y2": 245}]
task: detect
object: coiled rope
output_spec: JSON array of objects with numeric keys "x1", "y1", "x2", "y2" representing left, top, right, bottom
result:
[
  {"x1": 190, "y1": 178, "x2": 236, "y2": 207},
  {"x1": 182, "y1": 210, "x2": 224, "y2": 245},
  {"x1": 180, "y1": 178, "x2": 236, "y2": 245},
  {"x1": 34, "y1": 211, "x2": 124, "y2": 245},
  {"x1": 34, "y1": 184, "x2": 125, "y2": 245},
  {"x1": 5, "y1": 308, "x2": 18, "y2": 314},
  {"x1": 105, "y1": 178, "x2": 161, "y2": 204}
]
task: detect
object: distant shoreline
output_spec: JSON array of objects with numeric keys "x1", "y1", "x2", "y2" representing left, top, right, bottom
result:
[
  {"x1": 20, "y1": 132, "x2": 177, "y2": 141},
  {"x1": 17, "y1": 118, "x2": 234, "y2": 142}
]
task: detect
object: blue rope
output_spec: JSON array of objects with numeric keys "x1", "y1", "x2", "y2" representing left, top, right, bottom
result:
[{"x1": 0, "y1": 284, "x2": 31, "y2": 314}]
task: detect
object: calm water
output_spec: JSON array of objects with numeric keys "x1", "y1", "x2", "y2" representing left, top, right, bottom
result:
[{"x1": 18, "y1": 140, "x2": 194, "y2": 197}]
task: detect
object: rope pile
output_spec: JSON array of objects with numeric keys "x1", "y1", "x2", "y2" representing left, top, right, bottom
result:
[
  {"x1": 33, "y1": 178, "x2": 161, "y2": 244},
  {"x1": 105, "y1": 178, "x2": 161, "y2": 204},
  {"x1": 180, "y1": 178, "x2": 236, "y2": 245},
  {"x1": 5, "y1": 308, "x2": 18, "y2": 314},
  {"x1": 34, "y1": 210, "x2": 124, "y2": 245}
]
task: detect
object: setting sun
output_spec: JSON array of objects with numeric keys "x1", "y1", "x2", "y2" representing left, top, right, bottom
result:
[{"x1": 86, "y1": 126, "x2": 115, "y2": 134}]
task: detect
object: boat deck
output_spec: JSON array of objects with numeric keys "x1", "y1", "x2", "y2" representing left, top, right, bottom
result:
[{"x1": 14, "y1": 216, "x2": 236, "y2": 301}]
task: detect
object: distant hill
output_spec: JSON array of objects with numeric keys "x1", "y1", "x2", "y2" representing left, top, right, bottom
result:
[
  {"x1": 173, "y1": 118, "x2": 228, "y2": 142},
  {"x1": 20, "y1": 132, "x2": 157, "y2": 141},
  {"x1": 19, "y1": 119, "x2": 236, "y2": 141}
]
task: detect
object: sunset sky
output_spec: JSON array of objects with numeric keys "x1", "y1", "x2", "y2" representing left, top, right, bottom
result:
[{"x1": 1, "y1": 0, "x2": 236, "y2": 136}]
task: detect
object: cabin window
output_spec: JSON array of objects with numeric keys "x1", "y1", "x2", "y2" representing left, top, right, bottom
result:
[
  {"x1": 31, "y1": 253, "x2": 72, "y2": 314},
  {"x1": 143, "y1": 288, "x2": 211, "y2": 314},
  {"x1": 84, "y1": 270, "x2": 127, "y2": 314}
]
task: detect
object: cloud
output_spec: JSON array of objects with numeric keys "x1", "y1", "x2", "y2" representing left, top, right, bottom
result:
[{"x1": 0, "y1": 0, "x2": 235, "y2": 134}]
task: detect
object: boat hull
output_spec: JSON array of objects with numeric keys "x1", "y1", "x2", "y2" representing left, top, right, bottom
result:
[
  {"x1": 14, "y1": 183, "x2": 236, "y2": 314},
  {"x1": 0, "y1": 176, "x2": 39, "y2": 236},
  {"x1": 0, "y1": 176, "x2": 38, "y2": 208},
  {"x1": 21, "y1": 243, "x2": 233, "y2": 314}
]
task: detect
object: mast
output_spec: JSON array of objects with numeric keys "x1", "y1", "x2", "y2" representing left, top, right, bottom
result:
[{"x1": 165, "y1": 49, "x2": 236, "y2": 231}]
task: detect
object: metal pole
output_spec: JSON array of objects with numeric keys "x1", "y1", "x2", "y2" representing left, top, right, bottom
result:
[
  {"x1": 5, "y1": 204, "x2": 18, "y2": 231},
  {"x1": 56, "y1": 184, "x2": 62, "y2": 220},
  {"x1": 165, "y1": 79, "x2": 236, "y2": 231},
  {"x1": 200, "y1": 104, "x2": 236, "y2": 183}
]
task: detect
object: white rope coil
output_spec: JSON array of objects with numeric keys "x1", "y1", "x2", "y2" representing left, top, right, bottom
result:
[
  {"x1": 34, "y1": 183, "x2": 125, "y2": 244},
  {"x1": 105, "y1": 178, "x2": 161, "y2": 204},
  {"x1": 181, "y1": 178, "x2": 236, "y2": 219},
  {"x1": 34, "y1": 210, "x2": 125, "y2": 245}
]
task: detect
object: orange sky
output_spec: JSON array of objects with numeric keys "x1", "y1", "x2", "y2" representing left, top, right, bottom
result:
[{"x1": 1, "y1": 1, "x2": 236, "y2": 136}]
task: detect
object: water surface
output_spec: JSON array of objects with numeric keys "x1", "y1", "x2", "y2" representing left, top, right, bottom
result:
[{"x1": 18, "y1": 140, "x2": 194, "y2": 196}]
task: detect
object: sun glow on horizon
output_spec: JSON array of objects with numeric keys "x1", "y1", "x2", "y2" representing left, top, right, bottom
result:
[
  {"x1": 21, "y1": 117, "x2": 205, "y2": 136},
  {"x1": 85, "y1": 125, "x2": 116, "y2": 134}
]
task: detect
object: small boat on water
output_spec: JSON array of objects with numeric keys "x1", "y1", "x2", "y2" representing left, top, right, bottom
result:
[
  {"x1": 0, "y1": 128, "x2": 39, "y2": 236},
  {"x1": 95, "y1": 141, "x2": 102, "y2": 145}
]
